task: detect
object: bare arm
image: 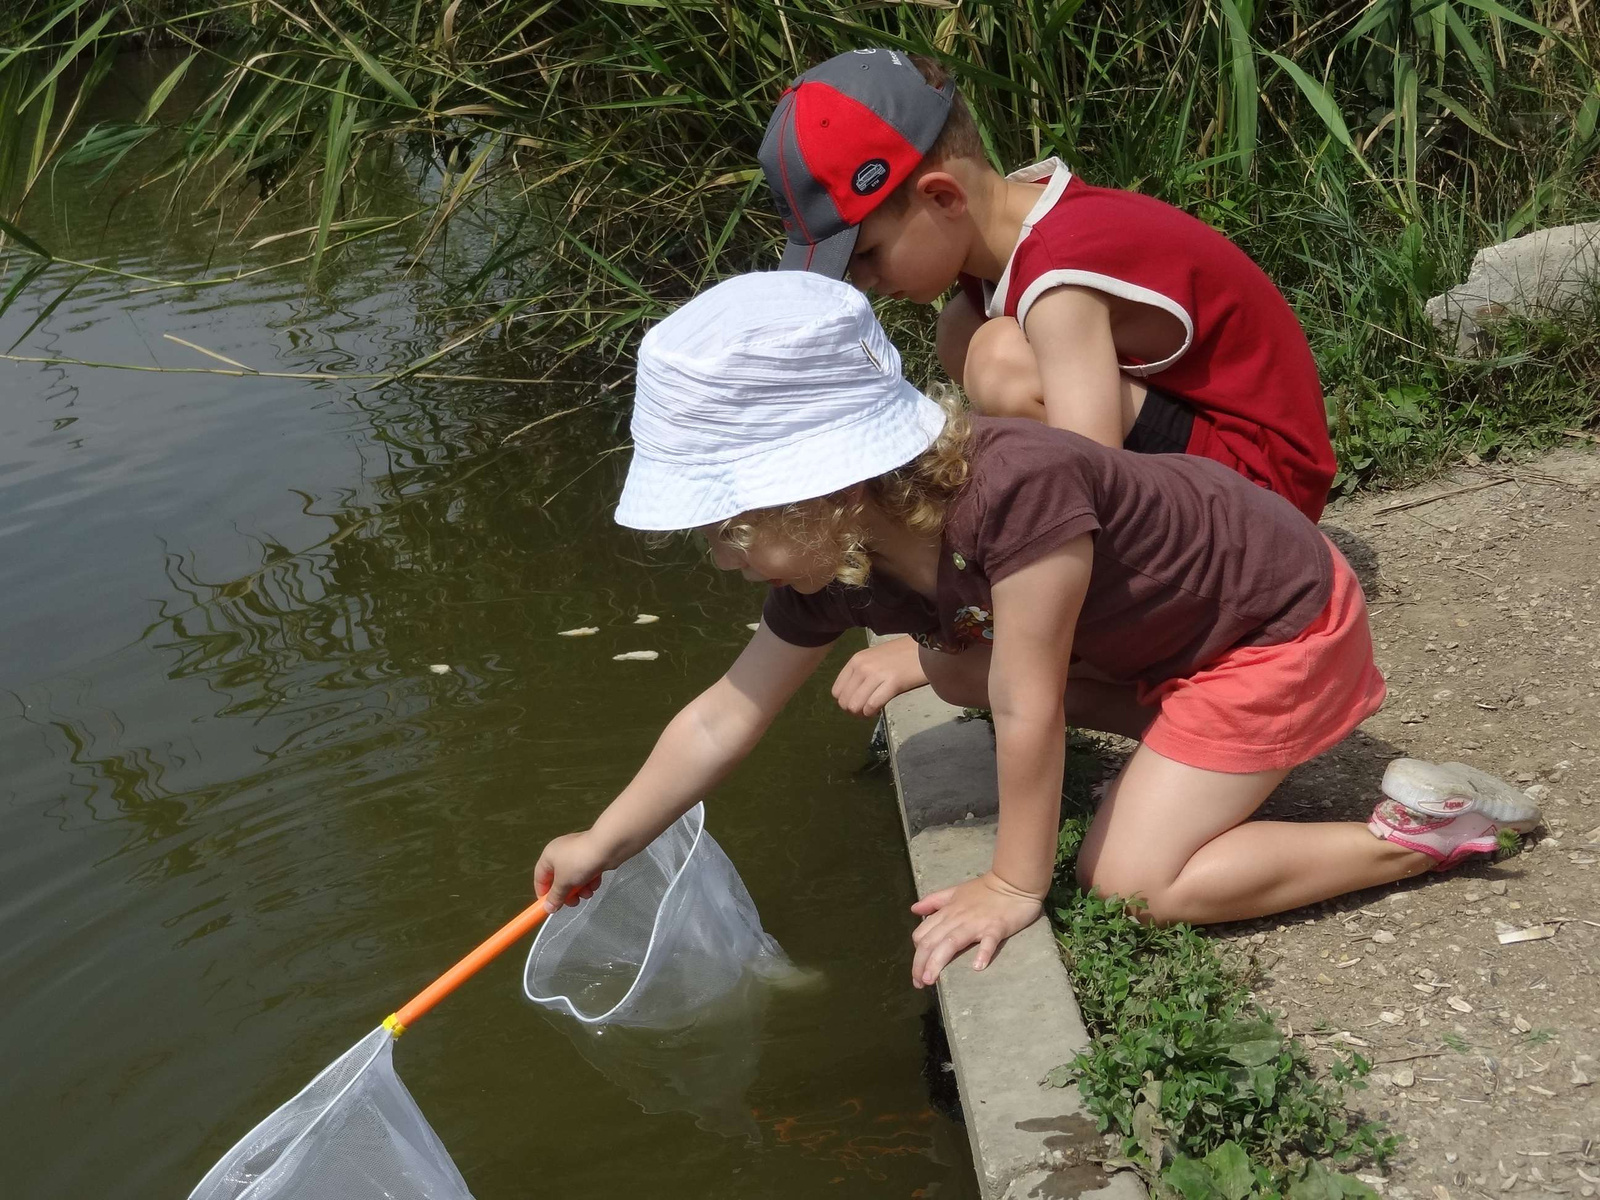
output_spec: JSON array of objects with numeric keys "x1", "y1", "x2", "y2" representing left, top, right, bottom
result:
[
  {"x1": 1021, "y1": 286, "x2": 1127, "y2": 448},
  {"x1": 985, "y1": 537, "x2": 1092, "y2": 895},
  {"x1": 908, "y1": 536, "x2": 1092, "y2": 983},
  {"x1": 536, "y1": 623, "x2": 833, "y2": 904}
]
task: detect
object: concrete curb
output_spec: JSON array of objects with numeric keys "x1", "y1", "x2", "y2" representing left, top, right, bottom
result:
[{"x1": 876, "y1": 645, "x2": 1146, "y2": 1200}]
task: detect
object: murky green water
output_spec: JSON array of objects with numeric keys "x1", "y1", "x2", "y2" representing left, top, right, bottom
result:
[{"x1": 1, "y1": 59, "x2": 975, "y2": 1200}]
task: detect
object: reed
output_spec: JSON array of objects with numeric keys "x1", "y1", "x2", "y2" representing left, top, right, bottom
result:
[{"x1": 3, "y1": 1, "x2": 1598, "y2": 484}]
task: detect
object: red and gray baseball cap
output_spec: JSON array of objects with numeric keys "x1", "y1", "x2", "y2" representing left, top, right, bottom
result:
[{"x1": 759, "y1": 48, "x2": 955, "y2": 279}]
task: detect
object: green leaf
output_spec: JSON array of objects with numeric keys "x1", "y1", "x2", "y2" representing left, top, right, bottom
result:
[
  {"x1": 1249, "y1": 1063, "x2": 1278, "y2": 1106},
  {"x1": 1202, "y1": 1141, "x2": 1255, "y2": 1200},
  {"x1": 1577, "y1": 83, "x2": 1600, "y2": 143},
  {"x1": 1263, "y1": 52, "x2": 1355, "y2": 150},
  {"x1": 1043, "y1": 1063, "x2": 1076, "y2": 1088},
  {"x1": 1217, "y1": 0, "x2": 1258, "y2": 170},
  {"x1": 1288, "y1": 1159, "x2": 1379, "y2": 1200},
  {"x1": 1226, "y1": 1037, "x2": 1282, "y2": 1067},
  {"x1": 0, "y1": 214, "x2": 53, "y2": 259},
  {"x1": 1422, "y1": 85, "x2": 1513, "y2": 149},
  {"x1": 310, "y1": 67, "x2": 357, "y2": 279},
  {"x1": 1453, "y1": 0, "x2": 1559, "y2": 41},
  {"x1": 7, "y1": 269, "x2": 89, "y2": 353},
  {"x1": 21, "y1": 9, "x2": 114, "y2": 110},
  {"x1": 342, "y1": 41, "x2": 417, "y2": 108},
  {"x1": 138, "y1": 51, "x2": 199, "y2": 124},
  {"x1": 1445, "y1": 3, "x2": 1495, "y2": 96},
  {"x1": 0, "y1": 259, "x2": 50, "y2": 320},
  {"x1": 1165, "y1": 1155, "x2": 1225, "y2": 1200}
]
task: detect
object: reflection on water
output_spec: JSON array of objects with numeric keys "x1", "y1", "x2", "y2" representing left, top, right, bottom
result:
[{"x1": 1, "y1": 54, "x2": 975, "y2": 1200}]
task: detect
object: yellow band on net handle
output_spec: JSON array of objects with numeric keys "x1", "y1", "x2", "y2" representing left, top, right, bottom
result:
[{"x1": 383, "y1": 886, "x2": 581, "y2": 1038}]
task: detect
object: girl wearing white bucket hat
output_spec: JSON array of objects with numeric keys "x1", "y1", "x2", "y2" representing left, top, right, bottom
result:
[{"x1": 535, "y1": 271, "x2": 1540, "y2": 988}]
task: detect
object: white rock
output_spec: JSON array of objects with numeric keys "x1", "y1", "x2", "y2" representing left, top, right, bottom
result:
[{"x1": 1426, "y1": 222, "x2": 1600, "y2": 352}]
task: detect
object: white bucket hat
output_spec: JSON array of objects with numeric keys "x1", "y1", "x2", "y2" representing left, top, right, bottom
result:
[{"x1": 615, "y1": 272, "x2": 947, "y2": 531}]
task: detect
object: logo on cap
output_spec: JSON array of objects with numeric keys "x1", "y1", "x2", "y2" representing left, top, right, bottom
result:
[{"x1": 851, "y1": 158, "x2": 891, "y2": 196}]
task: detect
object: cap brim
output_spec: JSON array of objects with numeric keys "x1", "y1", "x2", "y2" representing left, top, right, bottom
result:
[{"x1": 778, "y1": 224, "x2": 857, "y2": 280}]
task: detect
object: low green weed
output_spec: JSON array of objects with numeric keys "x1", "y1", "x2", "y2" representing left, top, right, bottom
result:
[{"x1": 1045, "y1": 739, "x2": 1399, "y2": 1199}]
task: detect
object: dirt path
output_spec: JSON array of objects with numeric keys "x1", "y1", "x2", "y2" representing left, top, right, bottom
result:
[{"x1": 1232, "y1": 444, "x2": 1600, "y2": 1200}]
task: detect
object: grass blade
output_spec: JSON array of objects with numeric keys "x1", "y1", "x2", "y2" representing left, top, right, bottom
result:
[
  {"x1": 7, "y1": 270, "x2": 89, "y2": 353},
  {"x1": 0, "y1": 214, "x2": 54, "y2": 259},
  {"x1": 139, "y1": 51, "x2": 199, "y2": 123}
]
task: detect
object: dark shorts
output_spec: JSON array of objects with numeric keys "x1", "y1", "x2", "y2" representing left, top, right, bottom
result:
[{"x1": 1122, "y1": 387, "x2": 1195, "y2": 455}]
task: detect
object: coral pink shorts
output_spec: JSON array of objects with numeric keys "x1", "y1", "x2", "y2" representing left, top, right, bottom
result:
[{"x1": 1134, "y1": 539, "x2": 1386, "y2": 774}]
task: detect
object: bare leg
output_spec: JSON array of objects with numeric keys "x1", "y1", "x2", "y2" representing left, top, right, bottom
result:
[
  {"x1": 919, "y1": 643, "x2": 1155, "y2": 741},
  {"x1": 961, "y1": 316, "x2": 1149, "y2": 436},
  {"x1": 935, "y1": 290, "x2": 987, "y2": 386},
  {"x1": 1077, "y1": 744, "x2": 1431, "y2": 925}
]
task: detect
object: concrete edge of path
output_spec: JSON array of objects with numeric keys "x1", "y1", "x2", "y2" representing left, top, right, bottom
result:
[{"x1": 872, "y1": 638, "x2": 1148, "y2": 1200}]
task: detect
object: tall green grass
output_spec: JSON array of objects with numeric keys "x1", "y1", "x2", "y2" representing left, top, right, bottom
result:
[{"x1": 3, "y1": 1, "x2": 1599, "y2": 484}]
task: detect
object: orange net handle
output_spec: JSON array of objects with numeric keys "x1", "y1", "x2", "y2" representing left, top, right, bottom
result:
[{"x1": 384, "y1": 893, "x2": 563, "y2": 1036}]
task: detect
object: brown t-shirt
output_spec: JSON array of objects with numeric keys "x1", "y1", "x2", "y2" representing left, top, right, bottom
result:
[{"x1": 763, "y1": 417, "x2": 1332, "y2": 686}]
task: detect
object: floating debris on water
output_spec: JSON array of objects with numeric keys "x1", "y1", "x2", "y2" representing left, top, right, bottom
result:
[
  {"x1": 428, "y1": 664, "x2": 451, "y2": 675},
  {"x1": 746, "y1": 623, "x2": 760, "y2": 632},
  {"x1": 557, "y1": 626, "x2": 600, "y2": 637},
  {"x1": 633, "y1": 614, "x2": 659, "y2": 625},
  {"x1": 613, "y1": 651, "x2": 659, "y2": 662}
]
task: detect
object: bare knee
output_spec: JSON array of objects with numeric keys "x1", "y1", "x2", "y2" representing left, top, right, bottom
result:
[
  {"x1": 1074, "y1": 855, "x2": 1187, "y2": 924},
  {"x1": 963, "y1": 318, "x2": 1044, "y2": 419},
  {"x1": 936, "y1": 291, "x2": 986, "y2": 385}
]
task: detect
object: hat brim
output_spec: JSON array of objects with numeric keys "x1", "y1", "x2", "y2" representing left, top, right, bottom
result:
[
  {"x1": 778, "y1": 224, "x2": 857, "y2": 280},
  {"x1": 615, "y1": 380, "x2": 946, "y2": 532}
]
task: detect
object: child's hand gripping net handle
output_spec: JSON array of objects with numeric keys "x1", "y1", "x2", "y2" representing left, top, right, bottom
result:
[{"x1": 383, "y1": 891, "x2": 574, "y2": 1036}]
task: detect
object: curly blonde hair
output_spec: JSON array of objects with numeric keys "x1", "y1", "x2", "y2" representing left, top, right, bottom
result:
[{"x1": 714, "y1": 389, "x2": 973, "y2": 587}]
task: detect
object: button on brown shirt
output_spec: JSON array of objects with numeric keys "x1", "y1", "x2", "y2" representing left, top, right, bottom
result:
[{"x1": 762, "y1": 417, "x2": 1332, "y2": 686}]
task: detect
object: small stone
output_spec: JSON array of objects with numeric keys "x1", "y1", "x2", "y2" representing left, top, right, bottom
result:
[
  {"x1": 1394, "y1": 1066, "x2": 1416, "y2": 1087},
  {"x1": 1250, "y1": 932, "x2": 1267, "y2": 944},
  {"x1": 1523, "y1": 695, "x2": 1543, "y2": 707},
  {"x1": 1490, "y1": 880, "x2": 1508, "y2": 895},
  {"x1": 1446, "y1": 1154, "x2": 1459, "y2": 1165},
  {"x1": 1513, "y1": 1015, "x2": 1532, "y2": 1033},
  {"x1": 1525, "y1": 784, "x2": 1551, "y2": 802},
  {"x1": 1464, "y1": 891, "x2": 1483, "y2": 903},
  {"x1": 1380, "y1": 1010, "x2": 1403, "y2": 1024},
  {"x1": 1401, "y1": 710, "x2": 1428, "y2": 723},
  {"x1": 1448, "y1": 996, "x2": 1474, "y2": 1013},
  {"x1": 1373, "y1": 929, "x2": 1397, "y2": 944}
]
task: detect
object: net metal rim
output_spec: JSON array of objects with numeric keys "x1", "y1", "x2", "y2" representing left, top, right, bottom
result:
[{"x1": 521, "y1": 801, "x2": 707, "y2": 1024}]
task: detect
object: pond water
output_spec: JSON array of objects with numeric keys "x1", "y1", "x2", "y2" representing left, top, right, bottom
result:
[{"x1": 0, "y1": 59, "x2": 976, "y2": 1200}]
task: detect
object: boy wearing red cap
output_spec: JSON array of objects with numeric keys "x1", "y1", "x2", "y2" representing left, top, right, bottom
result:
[
  {"x1": 758, "y1": 48, "x2": 1339, "y2": 715},
  {"x1": 759, "y1": 48, "x2": 1333, "y2": 517}
]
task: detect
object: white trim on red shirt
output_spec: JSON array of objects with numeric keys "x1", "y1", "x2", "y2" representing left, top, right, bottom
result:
[{"x1": 987, "y1": 157, "x2": 1197, "y2": 376}]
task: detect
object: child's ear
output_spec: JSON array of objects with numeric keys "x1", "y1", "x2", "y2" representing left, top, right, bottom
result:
[{"x1": 916, "y1": 171, "x2": 969, "y2": 218}]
